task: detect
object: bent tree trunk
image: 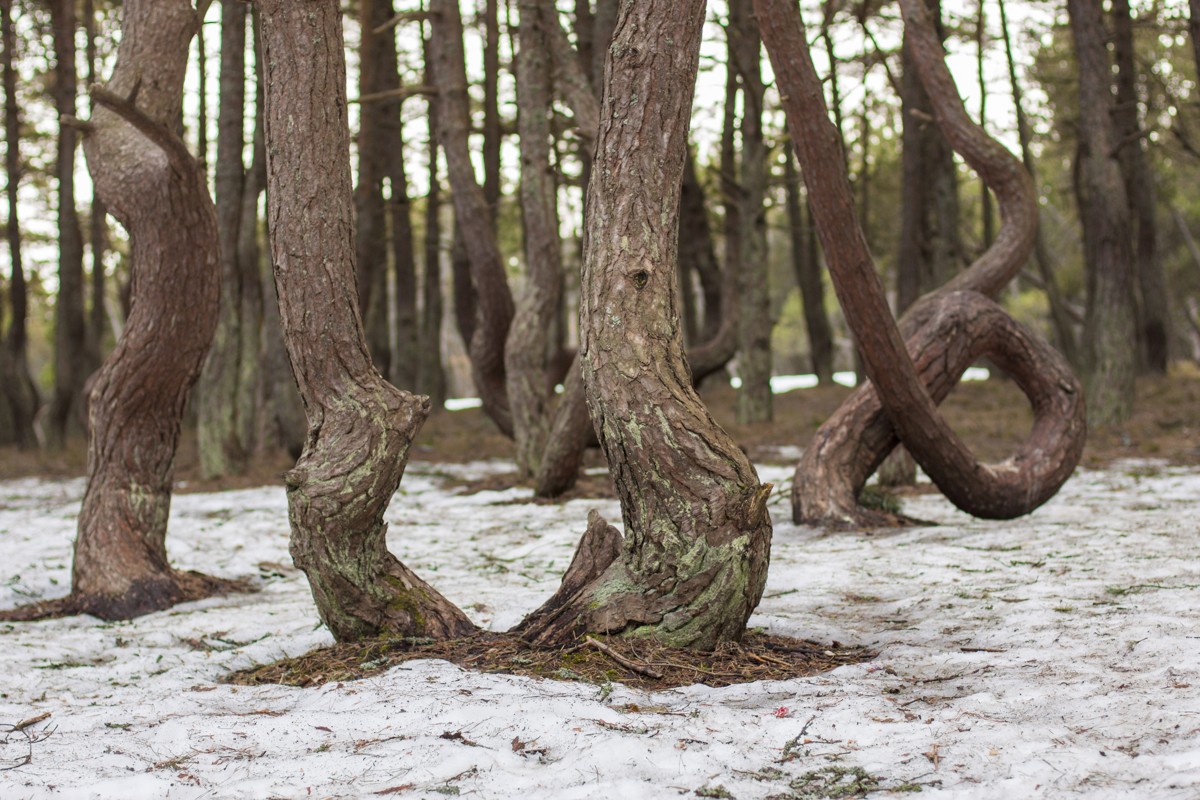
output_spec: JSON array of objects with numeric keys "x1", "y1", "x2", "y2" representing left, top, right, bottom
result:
[
  {"x1": 1, "y1": 0, "x2": 237, "y2": 622},
  {"x1": 258, "y1": 0, "x2": 473, "y2": 643},
  {"x1": 758, "y1": 0, "x2": 1085, "y2": 527},
  {"x1": 518, "y1": 0, "x2": 773, "y2": 650}
]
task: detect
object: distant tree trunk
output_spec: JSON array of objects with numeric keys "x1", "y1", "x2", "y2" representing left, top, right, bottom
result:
[
  {"x1": 508, "y1": 0, "x2": 561, "y2": 478},
  {"x1": 591, "y1": 0, "x2": 616, "y2": 92},
  {"x1": 84, "y1": 0, "x2": 108, "y2": 374},
  {"x1": 518, "y1": 0, "x2": 772, "y2": 650},
  {"x1": 997, "y1": 0, "x2": 1078, "y2": 365},
  {"x1": 1, "y1": 0, "x2": 37, "y2": 449},
  {"x1": 773, "y1": 0, "x2": 1084, "y2": 527},
  {"x1": 197, "y1": 0, "x2": 250, "y2": 479},
  {"x1": 257, "y1": 0, "x2": 474, "y2": 642},
  {"x1": 784, "y1": 146, "x2": 834, "y2": 384},
  {"x1": 1112, "y1": 0, "x2": 1170, "y2": 374},
  {"x1": 730, "y1": 0, "x2": 772, "y2": 424},
  {"x1": 483, "y1": 0, "x2": 501, "y2": 228},
  {"x1": 390, "y1": 136, "x2": 419, "y2": 390},
  {"x1": 46, "y1": 0, "x2": 88, "y2": 447},
  {"x1": 679, "y1": 152, "x2": 723, "y2": 346},
  {"x1": 976, "y1": 0, "x2": 994, "y2": 250},
  {"x1": 1190, "y1": 0, "x2": 1200, "y2": 80},
  {"x1": 355, "y1": 0, "x2": 395, "y2": 375},
  {"x1": 1069, "y1": 0, "x2": 1137, "y2": 426},
  {"x1": 430, "y1": 0, "x2": 514, "y2": 434},
  {"x1": 0, "y1": 0, "x2": 241, "y2": 622},
  {"x1": 418, "y1": 25, "x2": 447, "y2": 410}
]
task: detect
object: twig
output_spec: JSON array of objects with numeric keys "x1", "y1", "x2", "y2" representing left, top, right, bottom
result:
[
  {"x1": 353, "y1": 85, "x2": 438, "y2": 105},
  {"x1": 915, "y1": 665, "x2": 992, "y2": 685},
  {"x1": 12, "y1": 712, "x2": 51, "y2": 732},
  {"x1": 959, "y1": 647, "x2": 1006, "y2": 653},
  {"x1": 373, "y1": 9, "x2": 434, "y2": 35},
  {"x1": 584, "y1": 636, "x2": 663, "y2": 680}
]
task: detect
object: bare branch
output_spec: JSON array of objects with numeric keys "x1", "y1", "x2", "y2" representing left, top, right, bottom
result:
[{"x1": 90, "y1": 84, "x2": 196, "y2": 174}]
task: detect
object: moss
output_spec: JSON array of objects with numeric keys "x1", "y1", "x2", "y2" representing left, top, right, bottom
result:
[{"x1": 858, "y1": 485, "x2": 901, "y2": 515}]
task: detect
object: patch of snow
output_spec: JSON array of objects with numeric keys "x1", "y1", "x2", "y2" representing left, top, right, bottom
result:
[{"x1": 1, "y1": 461, "x2": 1198, "y2": 798}]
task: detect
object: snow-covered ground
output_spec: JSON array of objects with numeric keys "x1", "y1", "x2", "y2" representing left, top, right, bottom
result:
[{"x1": 1, "y1": 460, "x2": 1198, "y2": 799}]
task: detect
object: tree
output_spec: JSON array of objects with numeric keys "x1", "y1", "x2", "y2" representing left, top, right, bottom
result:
[
  {"x1": 46, "y1": 0, "x2": 88, "y2": 447},
  {"x1": 257, "y1": 0, "x2": 472, "y2": 642},
  {"x1": 767, "y1": 0, "x2": 1086, "y2": 527},
  {"x1": 417, "y1": 21, "x2": 447, "y2": 410},
  {"x1": 1, "y1": 0, "x2": 38, "y2": 450},
  {"x1": 1068, "y1": 0, "x2": 1137, "y2": 425},
  {"x1": 783, "y1": 146, "x2": 834, "y2": 385},
  {"x1": 517, "y1": 0, "x2": 773, "y2": 650},
  {"x1": 2, "y1": 0, "x2": 241, "y2": 621}
]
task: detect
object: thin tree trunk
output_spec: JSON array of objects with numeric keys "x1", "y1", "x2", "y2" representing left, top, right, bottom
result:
[
  {"x1": 197, "y1": 0, "x2": 249, "y2": 479},
  {"x1": 2, "y1": 0, "x2": 242, "y2": 621},
  {"x1": 518, "y1": 0, "x2": 773, "y2": 650},
  {"x1": 430, "y1": 0, "x2": 514, "y2": 434},
  {"x1": 236, "y1": 6, "x2": 265, "y2": 456},
  {"x1": 730, "y1": 0, "x2": 772, "y2": 424},
  {"x1": 784, "y1": 146, "x2": 833, "y2": 385},
  {"x1": 679, "y1": 152, "x2": 722, "y2": 345},
  {"x1": 1069, "y1": 0, "x2": 1137, "y2": 426},
  {"x1": 46, "y1": 0, "x2": 88, "y2": 447},
  {"x1": 1, "y1": 0, "x2": 36, "y2": 449},
  {"x1": 507, "y1": 0, "x2": 562, "y2": 478},
  {"x1": 483, "y1": 0, "x2": 501, "y2": 228},
  {"x1": 84, "y1": 0, "x2": 108, "y2": 374},
  {"x1": 390, "y1": 135, "x2": 419, "y2": 390},
  {"x1": 1112, "y1": 0, "x2": 1170, "y2": 374},
  {"x1": 977, "y1": 0, "x2": 994, "y2": 250},
  {"x1": 257, "y1": 0, "x2": 474, "y2": 642},
  {"x1": 773, "y1": 0, "x2": 1084, "y2": 526},
  {"x1": 997, "y1": 0, "x2": 1078, "y2": 365},
  {"x1": 418, "y1": 24, "x2": 447, "y2": 410}
]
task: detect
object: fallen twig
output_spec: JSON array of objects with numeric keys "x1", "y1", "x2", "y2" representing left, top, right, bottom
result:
[
  {"x1": 12, "y1": 712, "x2": 51, "y2": 732},
  {"x1": 585, "y1": 636, "x2": 663, "y2": 680}
]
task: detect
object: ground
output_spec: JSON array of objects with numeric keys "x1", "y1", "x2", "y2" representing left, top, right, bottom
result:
[{"x1": 1, "y1": 372, "x2": 1199, "y2": 798}]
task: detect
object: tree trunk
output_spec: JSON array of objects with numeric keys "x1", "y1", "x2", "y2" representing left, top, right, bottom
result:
[
  {"x1": 1, "y1": 0, "x2": 37, "y2": 450},
  {"x1": 730, "y1": 0, "x2": 772, "y2": 424},
  {"x1": 257, "y1": 0, "x2": 474, "y2": 643},
  {"x1": 418, "y1": 26, "x2": 447, "y2": 410},
  {"x1": 84, "y1": 0, "x2": 108, "y2": 375},
  {"x1": 483, "y1": 0, "x2": 501, "y2": 229},
  {"x1": 784, "y1": 146, "x2": 834, "y2": 384},
  {"x1": 976, "y1": 0, "x2": 994, "y2": 250},
  {"x1": 766, "y1": 0, "x2": 1084, "y2": 526},
  {"x1": 997, "y1": 0, "x2": 1078, "y2": 366},
  {"x1": 508, "y1": 0, "x2": 562, "y2": 479},
  {"x1": 430, "y1": 0, "x2": 514, "y2": 434},
  {"x1": 679, "y1": 152, "x2": 723, "y2": 346},
  {"x1": 46, "y1": 0, "x2": 88, "y2": 447},
  {"x1": 197, "y1": 0, "x2": 250, "y2": 479},
  {"x1": 518, "y1": 0, "x2": 773, "y2": 650},
  {"x1": 1112, "y1": 0, "x2": 1170, "y2": 374},
  {"x1": 1069, "y1": 0, "x2": 1137, "y2": 426},
  {"x1": 390, "y1": 133, "x2": 419, "y2": 391}
]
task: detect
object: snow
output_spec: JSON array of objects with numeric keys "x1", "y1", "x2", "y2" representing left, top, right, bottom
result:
[{"x1": 1, "y1": 460, "x2": 1199, "y2": 799}]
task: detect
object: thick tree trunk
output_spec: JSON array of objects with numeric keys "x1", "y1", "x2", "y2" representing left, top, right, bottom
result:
[
  {"x1": 257, "y1": 0, "x2": 473, "y2": 643},
  {"x1": 430, "y1": 0, "x2": 514, "y2": 435},
  {"x1": 784, "y1": 146, "x2": 834, "y2": 384},
  {"x1": 518, "y1": 0, "x2": 773, "y2": 650},
  {"x1": 508, "y1": 0, "x2": 562, "y2": 479},
  {"x1": 1069, "y1": 0, "x2": 1137, "y2": 426},
  {"x1": 764, "y1": 0, "x2": 1084, "y2": 526},
  {"x1": 46, "y1": 0, "x2": 88, "y2": 447},
  {"x1": 1, "y1": 0, "x2": 37, "y2": 450},
  {"x1": 197, "y1": 0, "x2": 250, "y2": 479},
  {"x1": 1112, "y1": 0, "x2": 1170, "y2": 374},
  {"x1": 997, "y1": 0, "x2": 1078, "y2": 366},
  {"x1": 730, "y1": 0, "x2": 772, "y2": 424}
]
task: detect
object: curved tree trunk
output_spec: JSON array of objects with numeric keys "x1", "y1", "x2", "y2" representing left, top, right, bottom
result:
[
  {"x1": 761, "y1": 0, "x2": 1084, "y2": 527},
  {"x1": 258, "y1": 0, "x2": 473, "y2": 643},
  {"x1": 518, "y1": 0, "x2": 773, "y2": 650}
]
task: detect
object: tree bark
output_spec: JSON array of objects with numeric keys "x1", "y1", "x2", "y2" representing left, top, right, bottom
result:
[
  {"x1": 518, "y1": 0, "x2": 773, "y2": 650},
  {"x1": 84, "y1": 0, "x2": 108, "y2": 376},
  {"x1": 784, "y1": 146, "x2": 834, "y2": 385},
  {"x1": 418, "y1": 27, "x2": 447, "y2": 410},
  {"x1": 430, "y1": 0, "x2": 514, "y2": 435},
  {"x1": 1069, "y1": 0, "x2": 1137, "y2": 425},
  {"x1": 1111, "y1": 0, "x2": 1170, "y2": 374},
  {"x1": 730, "y1": 0, "x2": 772, "y2": 424},
  {"x1": 483, "y1": 0, "x2": 502, "y2": 228},
  {"x1": 197, "y1": 0, "x2": 250, "y2": 479},
  {"x1": 46, "y1": 0, "x2": 88, "y2": 447},
  {"x1": 257, "y1": 0, "x2": 474, "y2": 643},
  {"x1": 763, "y1": 0, "x2": 1085, "y2": 526}
]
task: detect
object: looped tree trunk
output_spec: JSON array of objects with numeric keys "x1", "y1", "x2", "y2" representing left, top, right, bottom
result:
[{"x1": 756, "y1": 0, "x2": 1086, "y2": 527}]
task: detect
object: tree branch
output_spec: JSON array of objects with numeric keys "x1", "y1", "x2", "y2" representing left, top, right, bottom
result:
[{"x1": 90, "y1": 84, "x2": 196, "y2": 174}]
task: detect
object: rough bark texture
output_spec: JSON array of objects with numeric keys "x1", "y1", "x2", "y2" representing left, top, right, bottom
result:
[
  {"x1": 1, "y1": 0, "x2": 243, "y2": 622},
  {"x1": 1111, "y1": 0, "x2": 1170, "y2": 374},
  {"x1": 1069, "y1": 0, "x2": 1137, "y2": 426},
  {"x1": 507, "y1": 0, "x2": 562, "y2": 479},
  {"x1": 258, "y1": 0, "x2": 473, "y2": 643},
  {"x1": 1, "y1": 0, "x2": 37, "y2": 450},
  {"x1": 430, "y1": 0, "x2": 514, "y2": 435},
  {"x1": 197, "y1": 0, "x2": 250, "y2": 479},
  {"x1": 46, "y1": 0, "x2": 88, "y2": 447},
  {"x1": 762, "y1": 0, "x2": 1084, "y2": 526},
  {"x1": 517, "y1": 0, "x2": 773, "y2": 650},
  {"x1": 784, "y1": 146, "x2": 834, "y2": 385},
  {"x1": 730, "y1": 0, "x2": 772, "y2": 424}
]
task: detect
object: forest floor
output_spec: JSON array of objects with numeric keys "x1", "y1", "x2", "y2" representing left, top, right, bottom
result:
[{"x1": 1, "y1": 370, "x2": 1199, "y2": 798}]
